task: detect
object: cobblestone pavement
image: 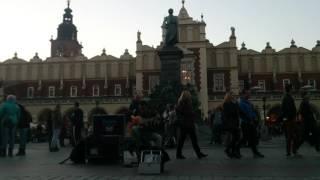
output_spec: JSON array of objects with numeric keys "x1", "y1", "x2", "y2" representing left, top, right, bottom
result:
[{"x1": 1, "y1": 137, "x2": 320, "y2": 180}]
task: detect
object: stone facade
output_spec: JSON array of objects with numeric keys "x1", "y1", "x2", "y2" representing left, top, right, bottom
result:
[{"x1": 1, "y1": 1, "x2": 320, "y2": 120}]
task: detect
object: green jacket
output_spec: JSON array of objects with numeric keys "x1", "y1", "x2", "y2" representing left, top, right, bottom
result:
[{"x1": 0, "y1": 101, "x2": 21, "y2": 127}]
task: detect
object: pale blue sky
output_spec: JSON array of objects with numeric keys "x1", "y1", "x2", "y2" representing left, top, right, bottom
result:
[{"x1": 0, "y1": 0, "x2": 319, "y2": 61}]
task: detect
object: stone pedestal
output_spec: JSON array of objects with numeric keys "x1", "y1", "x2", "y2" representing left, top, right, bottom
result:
[{"x1": 158, "y1": 46, "x2": 183, "y2": 85}]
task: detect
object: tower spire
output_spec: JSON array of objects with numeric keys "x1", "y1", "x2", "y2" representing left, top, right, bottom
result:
[
  {"x1": 182, "y1": 0, "x2": 185, "y2": 7},
  {"x1": 67, "y1": 0, "x2": 70, "y2": 8}
]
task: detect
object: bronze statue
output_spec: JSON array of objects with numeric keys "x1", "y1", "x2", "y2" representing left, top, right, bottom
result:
[{"x1": 163, "y1": 8, "x2": 178, "y2": 47}]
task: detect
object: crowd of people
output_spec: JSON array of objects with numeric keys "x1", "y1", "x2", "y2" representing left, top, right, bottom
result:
[
  {"x1": 0, "y1": 95, "x2": 32, "y2": 157},
  {"x1": 0, "y1": 96, "x2": 86, "y2": 157},
  {"x1": 0, "y1": 84, "x2": 319, "y2": 161},
  {"x1": 208, "y1": 84, "x2": 320, "y2": 158}
]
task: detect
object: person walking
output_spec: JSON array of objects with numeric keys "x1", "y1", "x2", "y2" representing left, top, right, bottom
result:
[
  {"x1": 281, "y1": 84, "x2": 298, "y2": 157},
  {"x1": 222, "y1": 92, "x2": 241, "y2": 159},
  {"x1": 175, "y1": 90, "x2": 207, "y2": 159},
  {"x1": 70, "y1": 102, "x2": 84, "y2": 146},
  {"x1": 0, "y1": 95, "x2": 21, "y2": 157},
  {"x1": 16, "y1": 104, "x2": 32, "y2": 156},
  {"x1": 46, "y1": 109, "x2": 53, "y2": 150},
  {"x1": 298, "y1": 92, "x2": 320, "y2": 152},
  {"x1": 50, "y1": 104, "x2": 63, "y2": 152},
  {"x1": 239, "y1": 89, "x2": 264, "y2": 158}
]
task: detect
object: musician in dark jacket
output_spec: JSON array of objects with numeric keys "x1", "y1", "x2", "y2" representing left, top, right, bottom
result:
[
  {"x1": 222, "y1": 92, "x2": 241, "y2": 159},
  {"x1": 281, "y1": 84, "x2": 298, "y2": 156},
  {"x1": 176, "y1": 90, "x2": 207, "y2": 159}
]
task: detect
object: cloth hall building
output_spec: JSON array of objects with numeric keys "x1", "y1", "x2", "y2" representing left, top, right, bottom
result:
[{"x1": 1, "y1": 1, "x2": 320, "y2": 119}]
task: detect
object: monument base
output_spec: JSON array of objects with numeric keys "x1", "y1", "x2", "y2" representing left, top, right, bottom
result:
[{"x1": 158, "y1": 46, "x2": 183, "y2": 85}]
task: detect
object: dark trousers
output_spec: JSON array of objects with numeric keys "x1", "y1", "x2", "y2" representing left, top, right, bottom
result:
[
  {"x1": 72, "y1": 126, "x2": 82, "y2": 146},
  {"x1": 48, "y1": 131, "x2": 53, "y2": 150},
  {"x1": 284, "y1": 120, "x2": 300, "y2": 155},
  {"x1": 241, "y1": 123, "x2": 259, "y2": 154},
  {"x1": 297, "y1": 122, "x2": 320, "y2": 151},
  {"x1": 176, "y1": 126, "x2": 201, "y2": 156},
  {"x1": 225, "y1": 128, "x2": 241, "y2": 155},
  {"x1": 59, "y1": 127, "x2": 66, "y2": 147}
]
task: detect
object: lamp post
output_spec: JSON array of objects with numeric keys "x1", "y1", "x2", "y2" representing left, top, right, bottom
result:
[{"x1": 262, "y1": 96, "x2": 267, "y2": 122}]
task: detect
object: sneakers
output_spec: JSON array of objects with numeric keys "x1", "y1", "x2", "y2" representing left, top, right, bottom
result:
[
  {"x1": 293, "y1": 153, "x2": 303, "y2": 158},
  {"x1": 253, "y1": 152, "x2": 265, "y2": 158},
  {"x1": 176, "y1": 154, "x2": 186, "y2": 160},
  {"x1": 197, "y1": 152, "x2": 208, "y2": 159},
  {"x1": 8, "y1": 149, "x2": 13, "y2": 157},
  {"x1": 224, "y1": 149, "x2": 233, "y2": 159},
  {"x1": 16, "y1": 149, "x2": 26, "y2": 156}
]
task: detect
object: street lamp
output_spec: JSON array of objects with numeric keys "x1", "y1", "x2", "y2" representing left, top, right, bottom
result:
[{"x1": 262, "y1": 96, "x2": 267, "y2": 122}]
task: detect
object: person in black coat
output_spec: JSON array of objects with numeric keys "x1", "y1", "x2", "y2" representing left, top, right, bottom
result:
[
  {"x1": 69, "y1": 102, "x2": 84, "y2": 146},
  {"x1": 175, "y1": 90, "x2": 207, "y2": 159},
  {"x1": 298, "y1": 92, "x2": 320, "y2": 152},
  {"x1": 222, "y1": 92, "x2": 242, "y2": 159},
  {"x1": 281, "y1": 84, "x2": 298, "y2": 157}
]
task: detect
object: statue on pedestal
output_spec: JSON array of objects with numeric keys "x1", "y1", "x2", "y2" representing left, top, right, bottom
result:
[{"x1": 163, "y1": 9, "x2": 178, "y2": 47}]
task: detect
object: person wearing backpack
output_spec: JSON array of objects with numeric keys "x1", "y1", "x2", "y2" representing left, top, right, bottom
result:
[{"x1": 0, "y1": 95, "x2": 21, "y2": 157}]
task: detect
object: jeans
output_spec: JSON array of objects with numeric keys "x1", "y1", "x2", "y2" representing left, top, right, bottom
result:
[
  {"x1": 51, "y1": 129, "x2": 61, "y2": 149},
  {"x1": 18, "y1": 128, "x2": 29, "y2": 150},
  {"x1": 2, "y1": 127, "x2": 16, "y2": 150}
]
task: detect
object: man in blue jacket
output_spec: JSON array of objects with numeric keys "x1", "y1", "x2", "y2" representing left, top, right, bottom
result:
[
  {"x1": 0, "y1": 95, "x2": 21, "y2": 157},
  {"x1": 239, "y1": 89, "x2": 264, "y2": 158}
]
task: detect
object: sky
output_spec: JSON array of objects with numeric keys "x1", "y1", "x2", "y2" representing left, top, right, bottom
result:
[{"x1": 0, "y1": 0, "x2": 319, "y2": 61}]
